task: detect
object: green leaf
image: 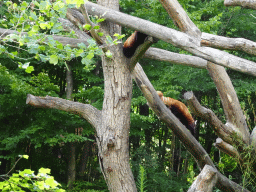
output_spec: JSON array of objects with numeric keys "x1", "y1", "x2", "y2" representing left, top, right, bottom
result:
[
  {"x1": 105, "y1": 50, "x2": 112, "y2": 58},
  {"x1": 40, "y1": 23, "x2": 48, "y2": 29},
  {"x1": 38, "y1": 168, "x2": 51, "y2": 174},
  {"x1": 97, "y1": 32, "x2": 104, "y2": 36},
  {"x1": 32, "y1": 25, "x2": 39, "y2": 32},
  {"x1": 20, "y1": 169, "x2": 34, "y2": 175},
  {"x1": 83, "y1": 24, "x2": 91, "y2": 30},
  {"x1": 25, "y1": 66, "x2": 35, "y2": 74},
  {"x1": 45, "y1": 177, "x2": 58, "y2": 188},
  {"x1": 96, "y1": 18, "x2": 105, "y2": 23},
  {"x1": 75, "y1": 49, "x2": 84, "y2": 57},
  {"x1": 93, "y1": 25, "x2": 100, "y2": 30},
  {"x1": 53, "y1": 1, "x2": 65, "y2": 11},
  {"x1": 56, "y1": 42, "x2": 63, "y2": 50},
  {"x1": 22, "y1": 155, "x2": 29, "y2": 159},
  {"x1": 50, "y1": 55, "x2": 58, "y2": 65},
  {"x1": 21, "y1": 1, "x2": 28, "y2": 7},
  {"x1": 66, "y1": 0, "x2": 84, "y2": 7},
  {"x1": 86, "y1": 52, "x2": 94, "y2": 60}
]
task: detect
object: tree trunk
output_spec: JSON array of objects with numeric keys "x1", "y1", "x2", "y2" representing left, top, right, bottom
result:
[
  {"x1": 93, "y1": 1, "x2": 137, "y2": 191},
  {"x1": 77, "y1": 141, "x2": 90, "y2": 180},
  {"x1": 66, "y1": 64, "x2": 76, "y2": 189},
  {"x1": 67, "y1": 142, "x2": 76, "y2": 189},
  {"x1": 96, "y1": 46, "x2": 136, "y2": 191}
]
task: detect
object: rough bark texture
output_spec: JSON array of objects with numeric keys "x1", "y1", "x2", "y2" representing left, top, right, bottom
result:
[
  {"x1": 26, "y1": 94, "x2": 101, "y2": 129},
  {"x1": 214, "y1": 138, "x2": 240, "y2": 159},
  {"x1": 207, "y1": 63, "x2": 250, "y2": 145},
  {"x1": 224, "y1": 0, "x2": 256, "y2": 9},
  {"x1": 159, "y1": 0, "x2": 201, "y2": 42},
  {"x1": 201, "y1": 32, "x2": 256, "y2": 55},
  {"x1": 188, "y1": 165, "x2": 217, "y2": 192},
  {"x1": 94, "y1": 0, "x2": 137, "y2": 191}
]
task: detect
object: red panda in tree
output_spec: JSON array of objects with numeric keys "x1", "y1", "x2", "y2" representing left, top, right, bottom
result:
[
  {"x1": 157, "y1": 91, "x2": 195, "y2": 136},
  {"x1": 123, "y1": 31, "x2": 148, "y2": 58}
]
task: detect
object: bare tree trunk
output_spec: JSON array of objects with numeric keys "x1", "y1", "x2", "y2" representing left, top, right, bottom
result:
[
  {"x1": 170, "y1": 134, "x2": 176, "y2": 172},
  {"x1": 66, "y1": 64, "x2": 76, "y2": 189},
  {"x1": 67, "y1": 142, "x2": 76, "y2": 189},
  {"x1": 96, "y1": 41, "x2": 137, "y2": 191},
  {"x1": 77, "y1": 141, "x2": 90, "y2": 180},
  {"x1": 93, "y1": 1, "x2": 137, "y2": 191}
]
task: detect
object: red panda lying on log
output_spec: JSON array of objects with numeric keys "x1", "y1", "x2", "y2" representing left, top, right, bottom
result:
[
  {"x1": 157, "y1": 91, "x2": 195, "y2": 136},
  {"x1": 123, "y1": 31, "x2": 148, "y2": 58}
]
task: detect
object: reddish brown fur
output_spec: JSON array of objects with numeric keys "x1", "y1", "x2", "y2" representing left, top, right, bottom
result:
[
  {"x1": 123, "y1": 32, "x2": 136, "y2": 48},
  {"x1": 157, "y1": 91, "x2": 195, "y2": 135},
  {"x1": 123, "y1": 31, "x2": 148, "y2": 58}
]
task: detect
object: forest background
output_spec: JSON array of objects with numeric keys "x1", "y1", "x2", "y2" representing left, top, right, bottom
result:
[{"x1": 0, "y1": 0, "x2": 256, "y2": 191}]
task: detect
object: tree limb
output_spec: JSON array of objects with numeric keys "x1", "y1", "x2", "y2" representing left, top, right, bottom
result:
[
  {"x1": 188, "y1": 165, "x2": 217, "y2": 192},
  {"x1": 206, "y1": 62, "x2": 250, "y2": 145},
  {"x1": 84, "y1": 1, "x2": 256, "y2": 76},
  {"x1": 201, "y1": 32, "x2": 256, "y2": 56},
  {"x1": 26, "y1": 94, "x2": 101, "y2": 129},
  {"x1": 214, "y1": 138, "x2": 240, "y2": 159},
  {"x1": 0, "y1": 27, "x2": 88, "y2": 47},
  {"x1": 132, "y1": 64, "x2": 249, "y2": 192},
  {"x1": 159, "y1": 0, "x2": 201, "y2": 41},
  {"x1": 133, "y1": 64, "x2": 214, "y2": 168},
  {"x1": 224, "y1": 0, "x2": 256, "y2": 9},
  {"x1": 58, "y1": 18, "x2": 91, "y2": 43},
  {"x1": 250, "y1": 127, "x2": 256, "y2": 150},
  {"x1": 0, "y1": 27, "x2": 207, "y2": 69},
  {"x1": 144, "y1": 47, "x2": 207, "y2": 68},
  {"x1": 184, "y1": 91, "x2": 235, "y2": 145},
  {"x1": 128, "y1": 36, "x2": 157, "y2": 71},
  {"x1": 79, "y1": 5, "x2": 103, "y2": 45},
  {"x1": 164, "y1": 0, "x2": 249, "y2": 148}
]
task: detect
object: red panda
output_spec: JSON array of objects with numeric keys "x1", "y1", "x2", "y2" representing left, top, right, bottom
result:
[
  {"x1": 157, "y1": 91, "x2": 195, "y2": 136},
  {"x1": 123, "y1": 31, "x2": 148, "y2": 58}
]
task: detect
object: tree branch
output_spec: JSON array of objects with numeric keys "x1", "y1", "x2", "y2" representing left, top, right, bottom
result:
[
  {"x1": 79, "y1": 5, "x2": 103, "y2": 45},
  {"x1": 0, "y1": 27, "x2": 88, "y2": 47},
  {"x1": 26, "y1": 94, "x2": 101, "y2": 129},
  {"x1": 188, "y1": 165, "x2": 217, "y2": 192},
  {"x1": 132, "y1": 64, "x2": 214, "y2": 168},
  {"x1": 250, "y1": 127, "x2": 256, "y2": 150},
  {"x1": 0, "y1": 27, "x2": 207, "y2": 70},
  {"x1": 144, "y1": 47, "x2": 207, "y2": 68},
  {"x1": 164, "y1": 0, "x2": 249, "y2": 147},
  {"x1": 159, "y1": 0, "x2": 201, "y2": 41},
  {"x1": 58, "y1": 18, "x2": 91, "y2": 43},
  {"x1": 207, "y1": 62, "x2": 250, "y2": 145},
  {"x1": 201, "y1": 32, "x2": 256, "y2": 56},
  {"x1": 224, "y1": 0, "x2": 256, "y2": 9},
  {"x1": 184, "y1": 91, "x2": 235, "y2": 145},
  {"x1": 84, "y1": 1, "x2": 256, "y2": 76},
  {"x1": 128, "y1": 36, "x2": 156, "y2": 71},
  {"x1": 133, "y1": 64, "x2": 249, "y2": 192},
  {"x1": 214, "y1": 138, "x2": 240, "y2": 159}
]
